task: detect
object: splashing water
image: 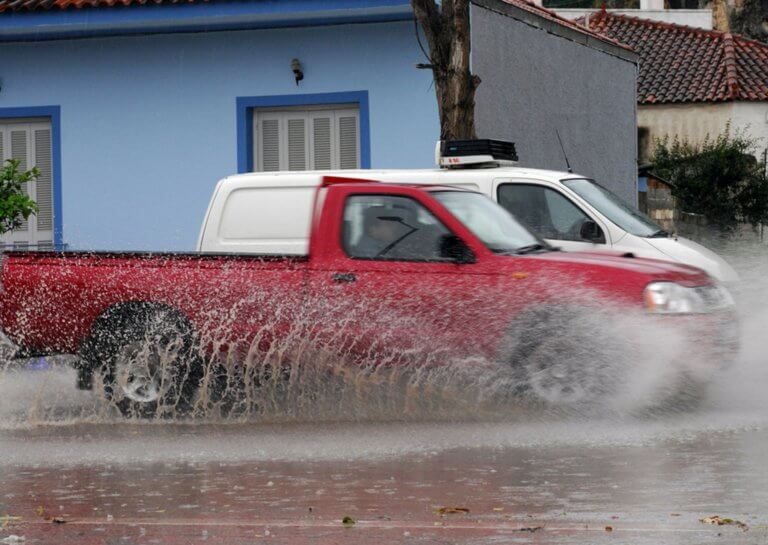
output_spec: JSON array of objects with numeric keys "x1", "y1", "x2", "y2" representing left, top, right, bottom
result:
[{"x1": 0, "y1": 241, "x2": 763, "y2": 432}]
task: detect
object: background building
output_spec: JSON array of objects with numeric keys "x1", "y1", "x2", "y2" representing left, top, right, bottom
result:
[
  {"x1": 0, "y1": 0, "x2": 638, "y2": 251},
  {"x1": 581, "y1": 10, "x2": 768, "y2": 163},
  {"x1": 473, "y1": 0, "x2": 638, "y2": 205}
]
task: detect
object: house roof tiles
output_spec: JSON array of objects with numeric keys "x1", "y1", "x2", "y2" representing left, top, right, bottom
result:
[{"x1": 580, "y1": 10, "x2": 768, "y2": 104}]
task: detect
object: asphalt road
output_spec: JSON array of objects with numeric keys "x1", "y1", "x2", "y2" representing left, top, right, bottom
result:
[
  {"x1": 0, "y1": 421, "x2": 766, "y2": 544},
  {"x1": 0, "y1": 361, "x2": 766, "y2": 545}
]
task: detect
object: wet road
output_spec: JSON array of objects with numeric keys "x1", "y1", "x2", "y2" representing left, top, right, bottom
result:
[
  {"x1": 0, "y1": 424, "x2": 766, "y2": 544},
  {"x1": 0, "y1": 394, "x2": 767, "y2": 544}
]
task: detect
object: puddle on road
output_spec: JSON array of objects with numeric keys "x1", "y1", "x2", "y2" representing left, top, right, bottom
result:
[{"x1": 0, "y1": 333, "x2": 765, "y2": 467}]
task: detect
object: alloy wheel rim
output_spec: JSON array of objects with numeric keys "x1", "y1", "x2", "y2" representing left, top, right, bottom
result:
[
  {"x1": 525, "y1": 340, "x2": 598, "y2": 405},
  {"x1": 115, "y1": 341, "x2": 163, "y2": 404}
]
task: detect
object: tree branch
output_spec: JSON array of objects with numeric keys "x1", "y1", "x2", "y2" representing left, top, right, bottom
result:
[{"x1": 413, "y1": 17, "x2": 432, "y2": 64}]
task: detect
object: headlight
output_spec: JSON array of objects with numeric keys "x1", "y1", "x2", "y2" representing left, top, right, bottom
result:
[{"x1": 644, "y1": 282, "x2": 734, "y2": 314}]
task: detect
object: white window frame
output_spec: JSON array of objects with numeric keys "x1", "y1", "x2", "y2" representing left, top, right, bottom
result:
[{"x1": 252, "y1": 104, "x2": 361, "y2": 172}]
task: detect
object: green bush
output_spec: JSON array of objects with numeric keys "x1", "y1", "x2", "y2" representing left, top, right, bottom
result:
[
  {"x1": 650, "y1": 127, "x2": 768, "y2": 231},
  {"x1": 0, "y1": 159, "x2": 39, "y2": 235}
]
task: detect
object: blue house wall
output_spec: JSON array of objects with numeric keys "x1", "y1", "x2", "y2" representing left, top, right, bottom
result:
[{"x1": 0, "y1": 20, "x2": 439, "y2": 250}]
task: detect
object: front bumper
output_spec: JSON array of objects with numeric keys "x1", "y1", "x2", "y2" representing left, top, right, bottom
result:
[{"x1": 665, "y1": 310, "x2": 741, "y2": 368}]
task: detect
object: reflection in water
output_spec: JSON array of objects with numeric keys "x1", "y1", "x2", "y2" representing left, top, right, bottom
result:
[{"x1": 0, "y1": 423, "x2": 765, "y2": 545}]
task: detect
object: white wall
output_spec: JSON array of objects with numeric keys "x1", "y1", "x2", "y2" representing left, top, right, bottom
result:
[
  {"x1": 638, "y1": 102, "x2": 768, "y2": 159},
  {"x1": 731, "y1": 102, "x2": 768, "y2": 157},
  {"x1": 639, "y1": 103, "x2": 733, "y2": 146},
  {"x1": 472, "y1": 2, "x2": 639, "y2": 205},
  {"x1": 557, "y1": 8, "x2": 713, "y2": 29}
]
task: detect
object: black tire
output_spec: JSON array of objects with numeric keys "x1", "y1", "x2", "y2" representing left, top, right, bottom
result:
[
  {"x1": 500, "y1": 306, "x2": 622, "y2": 409},
  {"x1": 80, "y1": 306, "x2": 202, "y2": 418}
]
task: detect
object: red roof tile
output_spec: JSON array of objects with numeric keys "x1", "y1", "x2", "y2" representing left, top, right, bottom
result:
[{"x1": 580, "y1": 10, "x2": 768, "y2": 104}]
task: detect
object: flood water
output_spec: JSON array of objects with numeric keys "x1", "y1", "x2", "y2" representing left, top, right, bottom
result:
[{"x1": 0, "y1": 241, "x2": 766, "y2": 543}]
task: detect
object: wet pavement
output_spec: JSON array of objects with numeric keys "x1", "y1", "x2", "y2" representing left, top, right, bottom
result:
[{"x1": 0, "y1": 409, "x2": 767, "y2": 544}]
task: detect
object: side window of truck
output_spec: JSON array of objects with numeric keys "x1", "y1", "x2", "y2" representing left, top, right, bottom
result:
[
  {"x1": 497, "y1": 184, "x2": 596, "y2": 242},
  {"x1": 343, "y1": 195, "x2": 451, "y2": 261}
]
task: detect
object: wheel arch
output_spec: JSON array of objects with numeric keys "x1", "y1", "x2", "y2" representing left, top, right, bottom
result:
[
  {"x1": 78, "y1": 301, "x2": 195, "y2": 366},
  {"x1": 497, "y1": 304, "x2": 596, "y2": 365}
]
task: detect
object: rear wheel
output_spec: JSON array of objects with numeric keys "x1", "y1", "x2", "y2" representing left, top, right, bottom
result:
[{"x1": 81, "y1": 307, "x2": 202, "y2": 418}]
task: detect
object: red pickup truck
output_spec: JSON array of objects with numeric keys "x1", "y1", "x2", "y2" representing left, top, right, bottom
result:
[{"x1": 0, "y1": 178, "x2": 737, "y2": 416}]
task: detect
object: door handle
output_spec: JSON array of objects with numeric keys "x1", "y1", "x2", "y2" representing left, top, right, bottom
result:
[{"x1": 332, "y1": 272, "x2": 357, "y2": 283}]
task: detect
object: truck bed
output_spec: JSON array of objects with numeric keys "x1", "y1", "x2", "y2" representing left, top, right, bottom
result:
[
  {"x1": 2, "y1": 250, "x2": 309, "y2": 264},
  {"x1": 0, "y1": 250, "x2": 309, "y2": 355}
]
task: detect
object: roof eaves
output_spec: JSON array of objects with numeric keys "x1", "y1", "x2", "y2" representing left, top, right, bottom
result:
[
  {"x1": 472, "y1": 0, "x2": 637, "y2": 63},
  {"x1": 0, "y1": 0, "x2": 414, "y2": 41},
  {"x1": 584, "y1": 10, "x2": 768, "y2": 105},
  {"x1": 509, "y1": 0, "x2": 634, "y2": 52}
]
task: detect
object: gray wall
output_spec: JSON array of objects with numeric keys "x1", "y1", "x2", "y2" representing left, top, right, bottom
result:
[{"x1": 471, "y1": 1, "x2": 639, "y2": 205}]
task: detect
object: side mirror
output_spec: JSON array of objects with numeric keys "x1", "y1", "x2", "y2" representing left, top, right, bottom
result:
[
  {"x1": 579, "y1": 219, "x2": 605, "y2": 243},
  {"x1": 439, "y1": 234, "x2": 476, "y2": 264}
]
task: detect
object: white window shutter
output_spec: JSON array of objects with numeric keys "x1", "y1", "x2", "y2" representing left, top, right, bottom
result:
[
  {"x1": 10, "y1": 130, "x2": 26, "y2": 170},
  {"x1": 338, "y1": 114, "x2": 359, "y2": 170},
  {"x1": 0, "y1": 121, "x2": 55, "y2": 248},
  {"x1": 286, "y1": 118, "x2": 307, "y2": 171},
  {"x1": 312, "y1": 117, "x2": 333, "y2": 170},
  {"x1": 11, "y1": 129, "x2": 29, "y2": 232},
  {"x1": 34, "y1": 128, "x2": 53, "y2": 232},
  {"x1": 259, "y1": 118, "x2": 281, "y2": 172},
  {"x1": 253, "y1": 106, "x2": 360, "y2": 172}
]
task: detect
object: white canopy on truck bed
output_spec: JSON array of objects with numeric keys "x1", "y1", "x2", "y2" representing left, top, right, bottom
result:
[{"x1": 196, "y1": 169, "x2": 489, "y2": 255}]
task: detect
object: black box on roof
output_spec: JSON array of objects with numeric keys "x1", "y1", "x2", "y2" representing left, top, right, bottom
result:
[{"x1": 441, "y1": 139, "x2": 518, "y2": 162}]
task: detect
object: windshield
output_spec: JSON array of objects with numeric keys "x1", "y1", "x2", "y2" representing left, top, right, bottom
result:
[
  {"x1": 562, "y1": 178, "x2": 664, "y2": 237},
  {"x1": 432, "y1": 191, "x2": 542, "y2": 253}
]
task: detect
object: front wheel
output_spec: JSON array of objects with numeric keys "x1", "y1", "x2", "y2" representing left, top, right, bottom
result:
[
  {"x1": 81, "y1": 308, "x2": 202, "y2": 418},
  {"x1": 501, "y1": 307, "x2": 622, "y2": 410},
  {"x1": 521, "y1": 335, "x2": 612, "y2": 407}
]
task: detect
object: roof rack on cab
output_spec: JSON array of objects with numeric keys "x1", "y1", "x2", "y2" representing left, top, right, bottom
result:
[{"x1": 437, "y1": 139, "x2": 519, "y2": 169}]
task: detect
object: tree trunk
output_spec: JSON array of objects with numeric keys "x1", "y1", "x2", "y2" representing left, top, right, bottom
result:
[{"x1": 411, "y1": 0, "x2": 481, "y2": 141}]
